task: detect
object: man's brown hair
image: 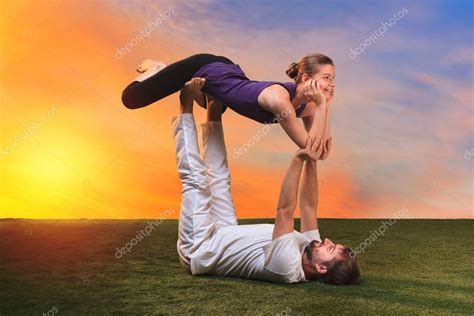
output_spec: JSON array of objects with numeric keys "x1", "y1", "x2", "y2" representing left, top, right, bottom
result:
[{"x1": 322, "y1": 246, "x2": 360, "y2": 285}]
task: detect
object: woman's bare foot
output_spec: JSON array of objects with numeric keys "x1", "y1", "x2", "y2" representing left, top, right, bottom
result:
[
  {"x1": 136, "y1": 59, "x2": 167, "y2": 73},
  {"x1": 134, "y1": 59, "x2": 167, "y2": 82},
  {"x1": 180, "y1": 78, "x2": 206, "y2": 114},
  {"x1": 194, "y1": 92, "x2": 207, "y2": 109},
  {"x1": 206, "y1": 95, "x2": 223, "y2": 121}
]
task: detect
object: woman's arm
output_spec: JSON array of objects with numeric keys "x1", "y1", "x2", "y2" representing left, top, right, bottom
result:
[
  {"x1": 303, "y1": 106, "x2": 331, "y2": 160},
  {"x1": 319, "y1": 99, "x2": 333, "y2": 160},
  {"x1": 315, "y1": 106, "x2": 332, "y2": 160},
  {"x1": 279, "y1": 109, "x2": 313, "y2": 149},
  {"x1": 277, "y1": 104, "x2": 330, "y2": 152},
  {"x1": 259, "y1": 85, "x2": 323, "y2": 149},
  {"x1": 258, "y1": 85, "x2": 310, "y2": 148},
  {"x1": 308, "y1": 105, "x2": 329, "y2": 146},
  {"x1": 303, "y1": 80, "x2": 329, "y2": 141},
  {"x1": 259, "y1": 82, "x2": 332, "y2": 151}
]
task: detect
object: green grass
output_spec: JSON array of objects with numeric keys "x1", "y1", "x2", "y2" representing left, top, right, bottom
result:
[{"x1": 0, "y1": 219, "x2": 473, "y2": 315}]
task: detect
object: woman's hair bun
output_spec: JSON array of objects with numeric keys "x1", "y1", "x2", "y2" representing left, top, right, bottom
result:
[{"x1": 285, "y1": 62, "x2": 299, "y2": 80}]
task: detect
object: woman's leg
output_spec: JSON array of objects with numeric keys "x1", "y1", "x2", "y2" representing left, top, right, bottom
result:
[{"x1": 122, "y1": 53, "x2": 233, "y2": 109}]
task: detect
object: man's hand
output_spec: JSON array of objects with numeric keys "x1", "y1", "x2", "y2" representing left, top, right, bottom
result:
[{"x1": 297, "y1": 138, "x2": 324, "y2": 161}]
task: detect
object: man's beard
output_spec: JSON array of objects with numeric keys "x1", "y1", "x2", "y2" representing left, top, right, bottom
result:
[{"x1": 306, "y1": 240, "x2": 319, "y2": 261}]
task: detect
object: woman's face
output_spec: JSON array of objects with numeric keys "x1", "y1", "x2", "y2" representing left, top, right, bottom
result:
[{"x1": 311, "y1": 64, "x2": 336, "y2": 101}]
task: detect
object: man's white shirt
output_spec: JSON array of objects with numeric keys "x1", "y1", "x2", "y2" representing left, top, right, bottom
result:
[{"x1": 189, "y1": 224, "x2": 321, "y2": 283}]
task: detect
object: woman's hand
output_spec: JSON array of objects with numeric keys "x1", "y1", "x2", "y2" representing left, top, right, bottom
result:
[
  {"x1": 297, "y1": 138, "x2": 324, "y2": 162},
  {"x1": 303, "y1": 79, "x2": 327, "y2": 108}
]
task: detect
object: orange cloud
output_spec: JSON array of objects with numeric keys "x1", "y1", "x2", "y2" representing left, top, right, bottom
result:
[{"x1": 1, "y1": 1, "x2": 471, "y2": 220}]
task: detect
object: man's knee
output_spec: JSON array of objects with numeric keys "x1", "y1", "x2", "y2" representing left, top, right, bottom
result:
[
  {"x1": 209, "y1": 176, "x2": 231, "y2": 189},
  {"x1": 181, "y1": 170, "x2": 210, "y2": 191}
]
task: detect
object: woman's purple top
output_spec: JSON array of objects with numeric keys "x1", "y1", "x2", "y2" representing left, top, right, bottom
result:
[{"x1": 193, "y1": 62, "x2": 307, "y2": 124}]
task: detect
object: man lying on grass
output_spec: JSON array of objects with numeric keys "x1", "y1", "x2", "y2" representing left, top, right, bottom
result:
[{"x1": 172, "y1": 78, "x2": 360, "y2": 285}]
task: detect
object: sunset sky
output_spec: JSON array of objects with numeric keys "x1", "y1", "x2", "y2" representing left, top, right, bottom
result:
[{"x1": 1, "y1": 0, "x2": 472, "y2": 219}]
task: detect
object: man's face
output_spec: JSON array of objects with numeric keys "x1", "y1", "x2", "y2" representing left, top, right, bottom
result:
[{"x1": 306, "y1": 238, "x2": 344, "y2": 267}]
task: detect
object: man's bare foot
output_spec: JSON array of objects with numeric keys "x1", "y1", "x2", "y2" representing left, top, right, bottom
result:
[
  {"x1": 194, "y1": 92, "x2": 207, "y2": 109},
  {"x1": 206, "y1": 95, "x2": 223, "y2": 121},
  {"x1": 180, "y1": 78, "x2": 206, "y2": 114},
  {"x1": 136, "y1": 59, "x2": 167, "y2": 73}
]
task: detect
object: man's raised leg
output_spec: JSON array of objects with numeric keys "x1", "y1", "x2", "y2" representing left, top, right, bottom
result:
[
  {"x1": 173, "y1": 78, "x2": 216, "y2": 269},
  {"x1": 199, "y1": 96, "x2": 238, "y2": 230}
]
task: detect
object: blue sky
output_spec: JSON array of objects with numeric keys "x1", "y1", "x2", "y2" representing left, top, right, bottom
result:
[
  {"x1": 88, "y1": 0, "x2": 474, "y2": 217},
  {"x1": 2, "y1": 0, "x2": 471, "y2": 218}
]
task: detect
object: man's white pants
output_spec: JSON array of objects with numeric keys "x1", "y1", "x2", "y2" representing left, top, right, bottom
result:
[{"x1": 172, "y1": 114, "x2": 238, "y2": 269}]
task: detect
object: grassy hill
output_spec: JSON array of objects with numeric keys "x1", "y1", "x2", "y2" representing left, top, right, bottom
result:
[{"x1": 0, "y1": 219, "x2": 473, "y2": 315}]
